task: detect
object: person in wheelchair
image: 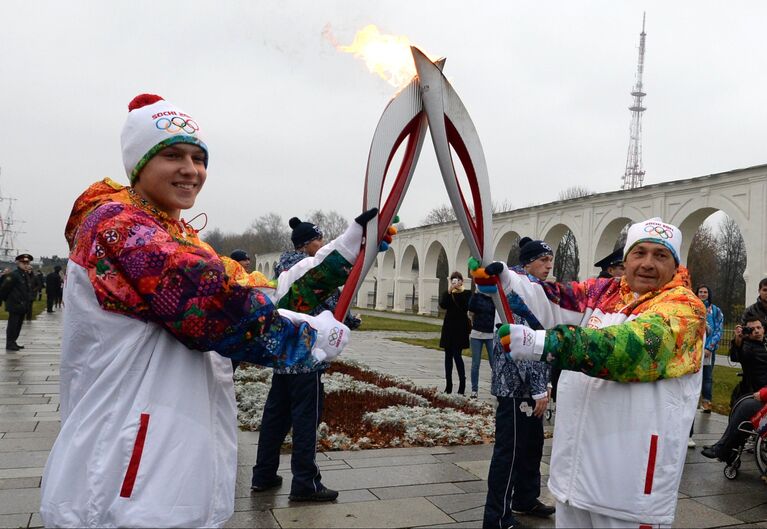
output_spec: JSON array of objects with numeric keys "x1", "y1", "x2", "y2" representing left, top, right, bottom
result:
[
  {"x1": 701, "y1": 389, "x2": 767, "y2": 463},
  {"x1": 729, "y1": 317, "x2": 767, "y2": 403},
  {"x1": 702, "y1": 317, "x2": 767, "y2": 462}
]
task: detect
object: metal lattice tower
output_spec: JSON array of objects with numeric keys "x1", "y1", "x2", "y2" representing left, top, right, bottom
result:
[
  {"x1": 0, "y1": 168, "x2": 20, "y2": 259},
  {"x1": 622, "y1": 13, "x2": 647, "y2": 190}
]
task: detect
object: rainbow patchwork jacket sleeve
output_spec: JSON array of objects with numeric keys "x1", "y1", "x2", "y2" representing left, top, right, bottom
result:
[
  {"x1": 65, "y1": 179, "x2": 350, "y2": 368},
  {"x1": 220, "y1": 230, "x2": 360, "y2": 317},
  {"x1": 497, "y1": 263, "x2": 705, "y2": 383}
]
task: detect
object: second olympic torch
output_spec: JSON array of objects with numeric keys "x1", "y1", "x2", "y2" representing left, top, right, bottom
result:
[{"x1": 335, "y1": 47, "x2": 513, "y2": 324}]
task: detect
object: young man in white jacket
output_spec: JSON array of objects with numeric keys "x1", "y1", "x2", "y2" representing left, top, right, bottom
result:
[
  {"x1": 482, "y1": 218, "x2": 705, "y2": 528},
  {"x1": 40, "y1": 94, "x2": 372, "y2": 528}
]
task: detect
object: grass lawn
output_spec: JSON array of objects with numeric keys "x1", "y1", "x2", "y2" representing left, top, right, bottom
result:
[
  {"x1": 390, "y1": 336, "x2": 442, "y2": 350},
  {"x1": 711, "y1": 364, "x2": 742, "y2": 415},
  {"x1": 357, "y1": 315, "x2": 441, "y2": 332},
  {"x1": 388, "y1": 337, "x2": 492, "y2": 361},
  {"x1": 0, "y1": 295, "x2": 46, "y2": 321},
  {"x1": 389, "y1": 336, "x2": 742, "y2": 414}
]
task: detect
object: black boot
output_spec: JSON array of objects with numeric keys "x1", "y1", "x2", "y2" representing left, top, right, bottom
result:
[
  {"x1": 444, "y1": 382, "x2": 453, "y2": 394},
  {"x1": 457, "y1": 377, "x2": 466, "y2": 395}
]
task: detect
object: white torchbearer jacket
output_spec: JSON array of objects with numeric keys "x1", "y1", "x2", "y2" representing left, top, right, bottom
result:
[
  {"x1": 40, "y1": 179, "x2": 360, "y2": 527},
  {"x1": 497, "y1": 264, "x2": 705, "y2": 525}
]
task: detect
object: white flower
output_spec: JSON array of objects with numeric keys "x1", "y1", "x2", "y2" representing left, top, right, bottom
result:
[{"x1": 233, "y1": 359, "x2": 496, "y2": 450}]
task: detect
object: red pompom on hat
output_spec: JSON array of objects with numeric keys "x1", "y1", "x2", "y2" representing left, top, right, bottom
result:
[{"x1": 127, "y1": 93, "x2": 164, "y2": 111}]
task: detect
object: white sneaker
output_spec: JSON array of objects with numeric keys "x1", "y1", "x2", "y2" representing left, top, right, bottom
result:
[
  {"x1": 470, "y1": 391, "x2": 478, "y2": 399},
  {"x1": 688, "y1": 438, "x2": 696, "y2": 448}
]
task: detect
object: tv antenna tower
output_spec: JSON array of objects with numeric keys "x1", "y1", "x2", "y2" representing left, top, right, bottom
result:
[
  {"x1": 622, "y1": 13, "x2": 647, "y2": 190},
  {"x1": 0, "y1": 167, "x2": 21, "y2": 259}
]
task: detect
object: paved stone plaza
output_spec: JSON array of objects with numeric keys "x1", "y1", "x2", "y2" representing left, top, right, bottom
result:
[{"x1": 0, "y1": 311, "x2": 766, "y2": 528}]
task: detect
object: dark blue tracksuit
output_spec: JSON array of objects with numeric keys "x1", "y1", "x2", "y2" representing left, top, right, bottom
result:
[
  {"x1": 483, "y1": 281, "x2": 550, "y2": 529},
  {"x1": 251, "y1": 370, "x2": 325, "y2": 495}
]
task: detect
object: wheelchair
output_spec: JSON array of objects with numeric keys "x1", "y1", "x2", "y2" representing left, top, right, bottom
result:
[
  {"x1": 721, "y1": 395, "x2": 767, "y2": 481},
  {"x1": 544, "y1": 398, "x2": 555, "y2": 422}
]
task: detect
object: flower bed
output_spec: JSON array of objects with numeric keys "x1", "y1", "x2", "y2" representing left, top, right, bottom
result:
[{"x1": 234, "y1": 359, "x2": 495, "y2": 451}]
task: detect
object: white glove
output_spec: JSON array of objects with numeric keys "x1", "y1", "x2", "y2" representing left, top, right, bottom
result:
[
  {"x1": 278, "y1": 309, "x2": 350, "y2": 363},
  {"x1": 497, "y1": 323, "x2": 546, "y2": 362}
]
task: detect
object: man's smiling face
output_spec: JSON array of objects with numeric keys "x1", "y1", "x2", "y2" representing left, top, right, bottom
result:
[{"x1": 623, "y1": 242, "x2": 678, "y2": 295}]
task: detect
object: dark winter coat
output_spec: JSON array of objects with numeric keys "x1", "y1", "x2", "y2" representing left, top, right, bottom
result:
[
  {"x1": 439, "y1": 289, "x2": 471, "y2": 349},
  {"x1": 742, "y1": 298, "x2": 767, "y2": 326},
  {"x1": 0, "y1": 268, "x2": 33, "y2": 314},
  {"x1": 46, "y1": 272, "x2": 62, "y2": 298},
  {"x1": 730, "y1": 336, "x2": 767, "y2": 393},
  {"x1": 467, "y1": 292, "x2": 496, "y2": 333}
]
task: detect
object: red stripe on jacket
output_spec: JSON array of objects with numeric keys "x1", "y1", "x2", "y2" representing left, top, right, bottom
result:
[{"x1": 120, "y1": 413, "x2": 150, "y2": 498}]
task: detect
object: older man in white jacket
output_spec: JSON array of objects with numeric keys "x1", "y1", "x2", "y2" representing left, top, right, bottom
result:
[{"x1": 485, "y1": 218, "x2": 705, "y2": 528}]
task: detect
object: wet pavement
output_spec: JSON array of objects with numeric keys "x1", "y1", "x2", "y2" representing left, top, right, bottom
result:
[{"x1": 0, "y1": 310, "x2": 764, "y2": 528}]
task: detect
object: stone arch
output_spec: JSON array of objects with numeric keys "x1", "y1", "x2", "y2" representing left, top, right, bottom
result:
[
  {"x1": 675, "y1": 207, "x2": 720, "y2": 263},
  {"x1": 399, "y1": 245, "x2": 420, "y2": 279},
  {"x1": 667, "y1": 190, "x2": 759, "y2": 302},
  {"x1": 380, "y1": 248, "x2": 397, "y2": 278},
  {"x1": 543, "y1": 222, "x2": 580, "y2": 282},
  {"x1": 395, "y1": 245, "x2": 420, "y2": 312},
  {"x1": 541, "y1": 222, "x2": 571, "y2": 251},
  {"x1": 264, "y1": 262, "x2": 271, "y2": 278},
  {"x1": 494, "y1": 230, "x2": 522, "y2": 265},
  {"x1": 670, "y1": 197, "x2": 749, "y2": 264},
  {"x1": 423, "y1": 240, "x2": 448, "y2": 279},
  {"x1": 677, "y1": 208, "x2": 748, "y2": 321},
  {"x1": 594, "y1": 216, "x2": 633, "y2": 270},
  {"x1": 417, "y1": 240, "x2": 449, "y2": 315},
  {"x1": 376, "y1": 248, "x2": 397, "y2": 310},
  {"x1": 454, "y1": 238, "x2": 472, "y2": 282}
]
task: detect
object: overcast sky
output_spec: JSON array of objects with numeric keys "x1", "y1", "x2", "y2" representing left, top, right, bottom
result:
[{"x1": 1, "y1": 1, "x2": 765, "y2": 258}]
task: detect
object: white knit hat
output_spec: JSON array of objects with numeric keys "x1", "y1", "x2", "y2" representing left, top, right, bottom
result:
[
  {"x1": 623, "y1": 217, "x2": 682, "y2": 264},
  {"x1": 120, "y1": 94, "x2": 208, "y2": 184}
]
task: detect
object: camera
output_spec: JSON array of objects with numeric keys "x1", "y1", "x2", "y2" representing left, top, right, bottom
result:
[
  {"x1": 451, "y1": 278, "x2": 460, "y2": 286},
  {"x1": 742, "y1": 326, "x2": 754, "y2": 335}
]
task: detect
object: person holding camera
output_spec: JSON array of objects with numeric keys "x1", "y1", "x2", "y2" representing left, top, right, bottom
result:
[
  {"x1": 439, "y1": 271, "x2": 472, "y2": 394},
  {"x1": 728, "y1": 316, "x2": 767, "y2": 403},
  {"x1": 702, "y1": 316, "x2": 767, "y2": 462}
]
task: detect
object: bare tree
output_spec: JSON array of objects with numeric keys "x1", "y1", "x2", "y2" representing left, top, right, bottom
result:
[
  {"x1": 421, "y1": 204, "x2": 456, "y2": 225},
  {"x1": 251, "y1": 213, "x2": 291, "y2": 253},
  {"x1": 717, "y1": 217, "x2": 747, "y2": 321},
  {"x1": 202, "y1": 227, "x2": 226, "y2": 254},
  {"x1": 420, "y1": 199, "x2": 514, "y2": 226},
  {"x1": 557, "y1": 186, "x2": 594, "y2": 201},
  {"x1": 687, "y1": 225, "x2": 719, "y2": 293},
  {"x1": 306, "y1": 210, "x2": 348, "y2": 240},
  {"x1": 491, "y1": 199, "x2": 514, "y2": 214},
  {"x1": 553, "y1": 230, "x2": 580, "y2": 282}
]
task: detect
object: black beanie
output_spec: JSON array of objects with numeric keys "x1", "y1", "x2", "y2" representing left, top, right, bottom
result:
[
  {"x1": 230, "y1": 249, "x2": 249, "y2": 262},
  {"x1": 289, "y1": 217, "x2": 323, "y2": 249},
  {"x1": 519, "y1": 237, "x2": 553, "y2": 266}
]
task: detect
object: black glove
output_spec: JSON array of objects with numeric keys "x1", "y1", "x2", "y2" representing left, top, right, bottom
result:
[
  {"x1": 485, "y1": 261, "x2": 504, "y2": 276},
  {"x1": 355, "y1": 207, "x2": 378, "y2": 226}
]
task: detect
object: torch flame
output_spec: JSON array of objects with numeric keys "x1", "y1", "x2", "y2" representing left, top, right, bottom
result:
[{"x1": 327, "y1": 24, "x2": 440, "y2": 88}]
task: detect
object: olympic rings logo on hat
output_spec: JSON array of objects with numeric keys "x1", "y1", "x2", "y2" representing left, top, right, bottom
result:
[
  {"x1": 155, "y1": 116, "x2": 199, "y2": 135},
  {"x1": 643, "y1": 224, "x2": 674, "y2": 239}
]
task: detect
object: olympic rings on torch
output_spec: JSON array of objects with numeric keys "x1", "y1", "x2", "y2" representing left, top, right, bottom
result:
[{"x1": 155, "y1": 116, "x2": 200, "y2": 134}]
